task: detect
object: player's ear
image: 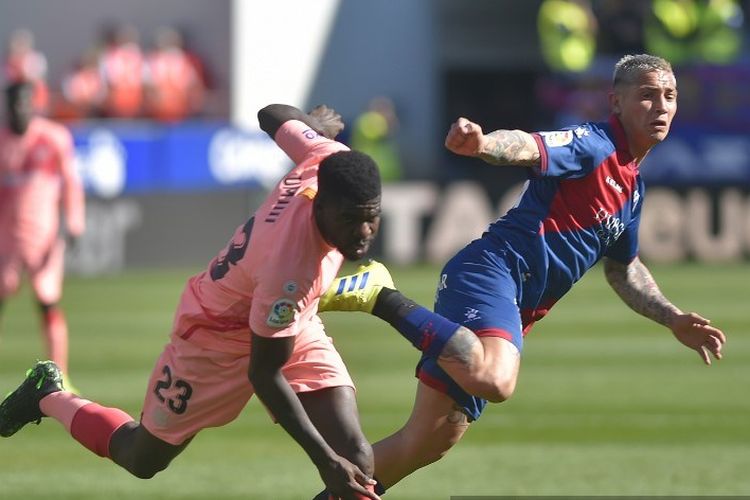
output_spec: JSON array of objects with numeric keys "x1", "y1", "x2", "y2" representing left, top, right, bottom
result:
[{"x1": 608, "y1": 91, "x2": 621, "y2": 115}]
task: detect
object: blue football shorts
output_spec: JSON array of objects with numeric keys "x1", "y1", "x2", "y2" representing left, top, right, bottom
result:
[{"x1": 416, "y1": 241, "x2": 524, "y2": 421}]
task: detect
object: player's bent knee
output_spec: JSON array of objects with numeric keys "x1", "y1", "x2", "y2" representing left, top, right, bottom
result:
[
  {"x1": 489, "y1": 371, "x2": 518, "y2": 402},
  {"x1": 125, "y1": 448, "x2": 175, "y2": 479},
  {"x1": 127, "y1": 460, "x2": 169, "y2": 480},
  {"x1": 463, "y1": 372, "x2": 517, "y2": 403},
  {"x1": 344, "y1": 437, "x2": 375, "y2": 475},
  {"x1": 110, "y1": 425, "x2": 183, "y2": 480}
]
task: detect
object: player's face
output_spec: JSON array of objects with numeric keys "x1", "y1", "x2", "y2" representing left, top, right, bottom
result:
[
  {"x1": 317, "y1": 196, "x2": 381, "y2": 261},
  {"x1": 6, "y1": 86, "x2": 34, "y2": 134},
  {"x1": 611, "y1": 69, "x2": 677, "y2": 155}
]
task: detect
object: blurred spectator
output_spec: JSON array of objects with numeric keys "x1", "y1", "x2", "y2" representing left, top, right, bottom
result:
[
  {"x1": 351, "y1": 96, "x2": 403, "y2": 182},
  {"x1": 594, "y1": 0, "x2": 648, "y2": 54},
  {"x1": 644, "y1": 0, "x2": 744, "y2": 65},
  {"x1": 143, "y1": 26, "x2": 204, "y2": 122},
  {"x1": 59, "y1": 48, "x2": 105, "y2": 120},
  {"x1": 3, "y1": 29, "x2": 49, "y2": 113},
  {"x1": 554, "y1": 73, "x2": 611, "y2": 127},
  {"x1": 180, "y1": 28, "x2": 214, "y2": 92},
  {"x1": 180, "y1": 28, "x2": 223, "y2": 117},
  {"x1": 98, "y1": 23, "x2": 144, "y2": 118},
  {"x1": 537, "y1": 0, "x2": 598, "y2": 73}
]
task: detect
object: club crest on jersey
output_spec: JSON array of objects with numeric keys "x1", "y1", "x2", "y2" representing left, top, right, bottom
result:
[
  {"x1": 574, "y1": 126, "x2": 590, "y2": 138},
  {"x1": 267, "y1": 298, "x2": 297, "y2": 327},
  {"x1": 539, "y1": 130, "x2": 573, "y2": 148}
]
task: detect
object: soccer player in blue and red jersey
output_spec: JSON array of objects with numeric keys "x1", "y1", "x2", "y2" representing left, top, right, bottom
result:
[{"x1": 318, "y1": 54, "x2": 726, "y2": 495}]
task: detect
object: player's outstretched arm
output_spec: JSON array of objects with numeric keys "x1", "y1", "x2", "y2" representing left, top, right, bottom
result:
[
  {"x1": 444, "y1": 117, "x2": 540, "y2": 167},
  {"x1": 258, "y1": 103, "x2": 343, "y2": 140},
  {"x1": 248, "y1": 333, "x2": 378, "y2": 499},
  {"x1": 603, "y1": 256, "x2": 726, "y2": 365}
]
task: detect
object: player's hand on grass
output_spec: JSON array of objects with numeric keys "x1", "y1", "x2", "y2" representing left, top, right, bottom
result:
[
  {"x1": 669, "y1": 312, "x2": 726, "y2": 365},
  {"x1": 309, "y1": 105, "x2": 344, "y2": 140},
  {"x1": 445, "y1": 117, "x2": 487, "y2": 157},
  {"x1": 317, "y1": 454, "x2": 380, "y2": 500}
]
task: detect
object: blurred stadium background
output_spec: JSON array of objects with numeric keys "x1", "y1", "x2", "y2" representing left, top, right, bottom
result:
[{"x1": 1, "y1": 1, "x2": 749, "y2": 498}]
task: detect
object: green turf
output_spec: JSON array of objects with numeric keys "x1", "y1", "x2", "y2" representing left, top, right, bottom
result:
[{"x1": 0, "y1": 262, "x2": 748, "y2": 499}]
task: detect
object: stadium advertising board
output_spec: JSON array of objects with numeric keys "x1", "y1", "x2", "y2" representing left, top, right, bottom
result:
[{"x1": 67, "y1": 124, "x2": 750, "y2": 273}]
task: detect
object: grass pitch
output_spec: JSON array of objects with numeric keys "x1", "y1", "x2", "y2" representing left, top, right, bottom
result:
[{"x1": 0, "y1": 262, "x2": 748, "y2": 499}]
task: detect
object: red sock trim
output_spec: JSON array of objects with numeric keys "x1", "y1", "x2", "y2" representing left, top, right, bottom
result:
[
  {"x1": 70, "y1": 403, "x2": 133, "y2": 458},
  {"x1": 43, "y1": 307, "x2": 64, "y2": 325}
]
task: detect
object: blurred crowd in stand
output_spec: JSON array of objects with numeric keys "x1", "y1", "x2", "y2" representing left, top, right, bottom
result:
[
  {"x1": 3, "y1": 23, "x2": 213, "y2": 123},
  {"x1": 535, "y1": 0, "x2": 750, "y2": 132}
]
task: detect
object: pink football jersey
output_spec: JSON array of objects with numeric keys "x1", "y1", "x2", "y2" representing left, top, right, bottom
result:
[
  {"x1": 0, "y1": 117, "x2": 84, "y2": 262},
  {"x1": 173, "y1": 120, "x2": 348, "y2": 353}
]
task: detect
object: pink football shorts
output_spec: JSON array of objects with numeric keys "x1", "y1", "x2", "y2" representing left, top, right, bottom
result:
[
  {"x1": 0, "y1": 239, "x2": 65, "y2": 303},
  {"x1": 141, "y1": 330, "x2": 354, "y2": 445}
]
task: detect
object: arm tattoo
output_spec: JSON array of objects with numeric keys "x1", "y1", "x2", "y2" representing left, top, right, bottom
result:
[
  {"x1": 479, "y1": 130, "x2": 541, "y2": 167},
  {"x1": 603, "y1": 257, "x2": 681, "y2": 327},
  {"x1": 439, "y1": 326, "x2": 480, "y2": 368}
]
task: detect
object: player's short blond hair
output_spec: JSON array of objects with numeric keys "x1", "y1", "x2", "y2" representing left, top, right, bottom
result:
[{"x1": 613, "y1": 54, "x2": 673, "y2": 89}]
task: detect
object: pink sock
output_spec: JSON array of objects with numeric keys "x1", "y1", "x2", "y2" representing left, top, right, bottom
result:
[
  {"x1": 42, "y1": 308, "x2": 69, "y2": 373},
  {"x1": 39, "y1": 391, "x2": 91, "y2": 432}
]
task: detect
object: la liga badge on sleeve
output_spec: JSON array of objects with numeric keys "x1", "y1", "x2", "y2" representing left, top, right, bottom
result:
[
  {"x1": 539, "y1": 130, "x2": 573, "y2": 147},
  {"x1": 266, "y1": 298, "x2": 297, "y2": 327}
]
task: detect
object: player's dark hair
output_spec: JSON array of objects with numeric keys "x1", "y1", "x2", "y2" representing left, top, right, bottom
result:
[
  {"x1": 318, "y1": 150, "x2": 381, "y2": 203},
  {"x1": 613, "y1": 54, "x2": 673, "y2": 89},
  {"x1": 4, "y1": 81, "x2": 33, "y2": 101}
]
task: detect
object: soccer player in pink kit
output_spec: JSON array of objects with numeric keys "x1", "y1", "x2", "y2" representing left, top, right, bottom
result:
[
  {"x1": 0, "y1": 103, "x2": 382, "y2": 500},
  {"x1": 0, "y1": 82, "x2": 84, "y2": 381}
]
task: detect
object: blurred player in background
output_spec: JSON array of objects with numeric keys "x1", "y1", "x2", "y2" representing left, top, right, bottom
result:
[
  {"x1": 3, "y1": 29, "x2": 49, "y2": 113},
  {"x1": 0, "y1": 82, "x2": 84, "y2": 388},
  {"x1": 317, "y1": 53, "x2": 726, "y2": 496},
  {"x1": 0, "y1": 103, "x2": 381, "y2": 500}
]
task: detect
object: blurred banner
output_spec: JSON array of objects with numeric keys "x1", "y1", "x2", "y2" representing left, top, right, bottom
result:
[
  {"x1": 67, "y1": 123, "x2": 750, "y2": 274},
  {"x1": 73, "y1": 123, "x2": 750, "y2": 196},
  {"x1": 71, "y1": 121, "x2": 289, "y2": 198},
  {"x1": 641, "y1": 128, "x2": 750, "y2": 186}
]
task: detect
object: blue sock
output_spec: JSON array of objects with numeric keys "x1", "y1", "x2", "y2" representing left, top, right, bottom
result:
[
  {"x1": 398, "y1": 306, "x2": 460, "y2": 357},
  {"x1": 373, "y1": 289, "x2": 459, "y2": 358}
]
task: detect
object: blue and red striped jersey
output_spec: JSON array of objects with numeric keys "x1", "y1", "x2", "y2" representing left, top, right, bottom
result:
[{"x1": 484, "y1": 115, "x2": 644, "y2": 326}]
